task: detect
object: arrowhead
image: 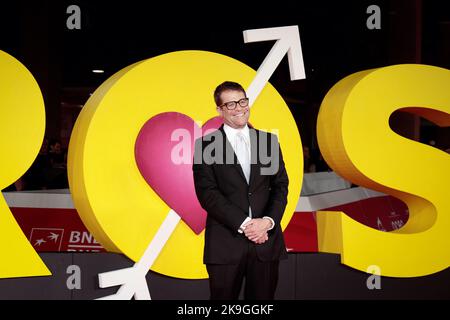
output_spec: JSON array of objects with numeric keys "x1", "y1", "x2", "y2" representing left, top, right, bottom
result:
[
  {"x1": 243, "y1": 25, "x2": 306, "y2": 105},
  {"x1": 243, "y1": 25, "x2": 306, "y2": 81}
]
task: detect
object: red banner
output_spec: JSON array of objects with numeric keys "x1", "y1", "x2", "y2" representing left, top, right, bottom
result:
[{"x1": 9, "y1": 191, "x2": 408, "y2": 253}]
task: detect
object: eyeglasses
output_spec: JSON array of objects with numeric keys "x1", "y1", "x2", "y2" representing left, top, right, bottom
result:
[{"x1": 219, "y1": 98, "x2": 249, "y2": 110}]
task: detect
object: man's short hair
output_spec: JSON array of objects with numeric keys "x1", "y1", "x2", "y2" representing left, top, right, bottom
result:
[{"x1": 213, "y1": 81, "x2": 246, "y2": 106}]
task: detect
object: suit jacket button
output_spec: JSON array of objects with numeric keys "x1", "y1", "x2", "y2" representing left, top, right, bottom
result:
[{"x1": 248, "y1": 192, "x2": 252, "y2": 196}]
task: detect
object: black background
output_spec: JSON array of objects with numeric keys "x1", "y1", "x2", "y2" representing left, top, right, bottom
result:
[{"x1": 1, "y1": 0, "x2": 449, "y2": 150}]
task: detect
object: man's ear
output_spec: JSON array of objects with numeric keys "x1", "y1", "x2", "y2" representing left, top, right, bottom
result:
[{"x1": 216, "y1": 107, "x2": 223, "y2": 116}]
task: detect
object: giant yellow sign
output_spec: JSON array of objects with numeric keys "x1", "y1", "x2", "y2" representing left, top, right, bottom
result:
[
  {"x1": 67, "y1": 51, "x2": 302, "y2": 279},
  {"x1": 317, "y1": 64, "x2": 450, "y2": 277},
  {"x1": 0, "y1": 50, "x2": 50, "y2": 278},
  {"x1": 1, "y1": 48, "x2": 448, "y2": 280}
]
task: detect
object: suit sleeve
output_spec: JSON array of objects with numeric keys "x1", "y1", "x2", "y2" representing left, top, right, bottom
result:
[
  {"x1": 192, "y1": 138, "x2": 249, "y2": 232},
  {"x1": 264, "y1": 136, "x2": 289, "y2": 227}
]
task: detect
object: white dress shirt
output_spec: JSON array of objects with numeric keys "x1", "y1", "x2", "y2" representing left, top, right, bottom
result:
[{"x1": 223, "y1": 124, "x2": 275, "y2": 233}]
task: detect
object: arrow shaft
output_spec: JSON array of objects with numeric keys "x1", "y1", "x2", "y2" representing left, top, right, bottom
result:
[
  {"x1": 246, "y1": 39, "x2": 290, "y2": 106},
  {"x1": 135, "y1": 209, "x2": 181, "y2": 273},
  {"x1": 97, "y1": 209, "x2": 180, "y2": 300}
]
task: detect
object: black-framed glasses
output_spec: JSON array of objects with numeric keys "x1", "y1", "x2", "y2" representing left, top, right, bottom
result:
[{"x1": 219, "y1": 98, "x2": 249, "y2": 110}]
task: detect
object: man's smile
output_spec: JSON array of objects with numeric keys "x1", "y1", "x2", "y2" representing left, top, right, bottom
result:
[{"x1": 233, "y1": 111, "x2": 247, "y2": 118}]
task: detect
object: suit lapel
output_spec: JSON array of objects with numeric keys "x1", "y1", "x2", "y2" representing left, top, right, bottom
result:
[{"x1": 248, "y1": 128, "x2": 260, "y2": 188}]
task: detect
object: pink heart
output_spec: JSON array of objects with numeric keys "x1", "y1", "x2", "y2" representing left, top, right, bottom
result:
[{"x1": 135, "y1": 113, "x2": 223, "y2": 234}]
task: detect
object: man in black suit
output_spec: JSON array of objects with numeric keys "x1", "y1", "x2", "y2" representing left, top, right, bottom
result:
[{"x1": 193, "y1": 81, "x2": 289, "y2": 300}]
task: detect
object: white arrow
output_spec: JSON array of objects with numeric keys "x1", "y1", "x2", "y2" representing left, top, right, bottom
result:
[
  {"x1": 95, "y1": 26, "x2": 306, "y2": 301},
  {"x1": 243, "y1": 25, "x2": 306, "y2": 106}
]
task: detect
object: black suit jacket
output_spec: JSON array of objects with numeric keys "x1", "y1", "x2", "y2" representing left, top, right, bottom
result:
[{"x1": 193, "y1": 125, "x2": 289, "y2": 264}]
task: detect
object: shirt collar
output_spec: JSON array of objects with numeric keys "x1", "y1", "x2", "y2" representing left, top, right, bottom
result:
[{"x1": 223, "y1": 123, "x2": 250, "y2": 142}]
